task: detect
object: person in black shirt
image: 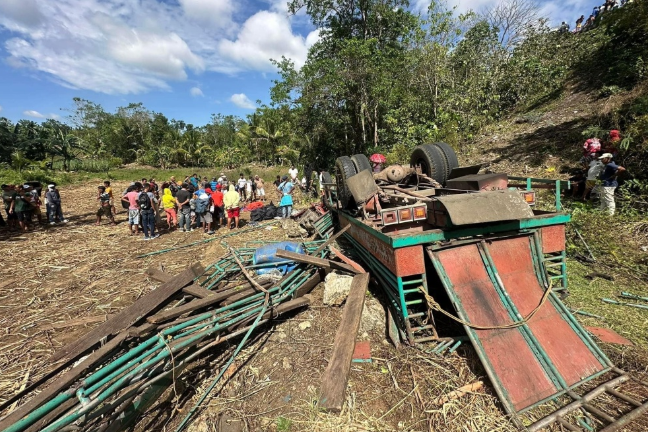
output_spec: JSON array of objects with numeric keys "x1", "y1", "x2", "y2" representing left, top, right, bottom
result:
[{"x1": 175, "y1": 183, "x2": 192, "y2": 232}]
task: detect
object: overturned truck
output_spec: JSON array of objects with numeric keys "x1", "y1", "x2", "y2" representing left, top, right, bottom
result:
[{"x1": 323, "y1": 143, "x2": 648, "y2": 431}]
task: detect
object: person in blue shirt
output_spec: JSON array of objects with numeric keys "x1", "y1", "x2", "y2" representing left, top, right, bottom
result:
[
  {"x1": 277, "y1": 175, "x2": 294, "y2": 218},
  {"x1": 189, "y1": 174, "x2": 199, "y2": 189},
  {"x1": 598, "y1": 153, "x2": 625, "y2": 215}
]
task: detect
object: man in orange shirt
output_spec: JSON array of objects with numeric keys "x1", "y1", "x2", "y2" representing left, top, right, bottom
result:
[{"x1": 211, "y1": 185, "x2": 225, "y2": 228}]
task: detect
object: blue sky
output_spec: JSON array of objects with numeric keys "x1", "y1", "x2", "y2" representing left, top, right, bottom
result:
[{"x1": 0, "y1": 0, "x2": 599, "y2": 127}]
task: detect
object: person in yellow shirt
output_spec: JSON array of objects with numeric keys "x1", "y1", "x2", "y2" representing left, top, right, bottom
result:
[
  {"x1": 104, "y1": 180, "x2": 116, "y2": 216},
  {"x1": 162, "y1": 188, "x2": 178, "y2": 230},
  {"x1": 223, "y1": 184, "x2": 240, "y2": 229}
]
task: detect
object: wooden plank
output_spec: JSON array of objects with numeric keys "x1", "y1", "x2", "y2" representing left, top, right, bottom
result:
[
  {"x1": 145, "y1": 267, "x2": 172, "y2": 283},
  {"x1": 275, "y1": 250, "x2": 360, "y2": 274},
  {"x1": 182, "y1": 284, "x2": 213, "y2": 299},
  {"x1": 329, "y1": 246, "x2": 366, "y2": 273},
  {"x1": 0, "y1": 332, "x2": 128, "y2": 431},
  {"x1": 318, "y1": 273, "x2": 370, "y2": 411},
  {"x1": 147, "y1": 287, "x2": 242, "y2": 324},
  {"x1": 312, "y1": 225, "x2": 350, "y2": 255},
  {"x1": 294, "y1": 271, "x2": 323, "y2": 298},
  {"x1": 48, "y1": 263, "x2": 203, "y2": 364}
]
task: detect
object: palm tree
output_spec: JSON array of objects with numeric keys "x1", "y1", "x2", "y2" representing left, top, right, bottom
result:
[{"x1": 48, "y1": 128, "x2": 84, "y2": 171}]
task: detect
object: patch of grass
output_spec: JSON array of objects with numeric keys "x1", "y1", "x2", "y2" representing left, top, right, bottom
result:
[
  {"x1": 565, "y1": 259, "x2": 648, "y2": 347},
  {"x1": 276, "y1": 416, "x2": 292, "y2": 431}
]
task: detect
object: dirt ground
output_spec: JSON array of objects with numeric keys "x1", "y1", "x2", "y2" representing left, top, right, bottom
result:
[{"x1": 2, "y1": 179, "x2": 648, "y2": 432}]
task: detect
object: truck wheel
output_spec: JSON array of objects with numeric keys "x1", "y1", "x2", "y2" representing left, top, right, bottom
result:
[
  {"x1": 433, "y1": 142, "x2": 459, "y2": 178},
  {"x1": 350, "y1": 154, "x2": 371, "y2": 173},
  {"x1": 410, "y1": 144, "x2": 447, "y2": 184},
  {"x1": 335, "y1": 156, "x2": 357, "y2": 208},
  {"x1": 321, "y1": 171, "x2": 333, "y2": 185}
]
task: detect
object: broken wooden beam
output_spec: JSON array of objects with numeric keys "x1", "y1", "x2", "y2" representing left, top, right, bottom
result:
[
  {"x1": 48, "y1": 263, "x2": 204, "y2": 364},
  {"x1": 275, "y1": 250, "x2": 361, "y2": 274},
  {"x1": 318, "y1": 272, "x2": 370, "y2": 412},
  {"x1": 329, "y1": 246, "x2": 366, "y2": 273},
  {"x1": 312, "y1": 225, "x2": 350, "y2": 255}
]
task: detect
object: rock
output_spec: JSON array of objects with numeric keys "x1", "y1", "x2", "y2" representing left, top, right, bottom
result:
[
  {"x1": 359, "y1": 298, "x2": 386, "y2": 335},
  {"x1": 323, "y1": 272, "x2": 354, "y2": 305},
  {"x1": 282, "y1": 357, "x2": 291, "y2": 370},
  {"x1": 298, "y1": 321, "x2": 311, "y2": 330}
]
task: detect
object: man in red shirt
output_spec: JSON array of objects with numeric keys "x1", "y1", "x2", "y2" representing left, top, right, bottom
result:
[{"x1": 211, "y1": 185, "x2": 225, "y2": 228}]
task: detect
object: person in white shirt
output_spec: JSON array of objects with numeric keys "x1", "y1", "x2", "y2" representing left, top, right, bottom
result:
[
  {"x1": 583, "y1": 156, "x2": 604, "y2": 200},
  {"x1": 288, "y1": 165, "x2": 298, "y2": 182},
  {"x1": 237, "y1": 174, "x2": 248, "y2": 201}
]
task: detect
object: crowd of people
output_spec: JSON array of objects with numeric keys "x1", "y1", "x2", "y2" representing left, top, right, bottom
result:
[
  {"x1": 559, "y1": 0, "x2": 634, "y2": 33},
  {"x1": 94, "y1": 169, "x2": 302, "y2": 240},
  {"x1": 1, "y1": 183, "x2": 67, "y2": 232},
  {"x1": 570, "y1": 129, "x2": 625, "y2": 215}
]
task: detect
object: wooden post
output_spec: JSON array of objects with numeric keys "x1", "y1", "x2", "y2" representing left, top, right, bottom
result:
[{"x1": 318, "y1": 273, "x2": 370, "y2": 412}]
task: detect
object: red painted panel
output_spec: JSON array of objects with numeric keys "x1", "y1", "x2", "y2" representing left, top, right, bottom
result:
[
  {"x1": 436, "y1": 244, "x2": 558, "y2": 411},
  {"x1": 340, "y1": 217, "x2": 424, "y2": 277},
  {"x1": 487, "y1": 237, "x2": 605, "y2": 386},
  {"x1": 541, "y1": 225, "x2": 565, "y2": 254}
]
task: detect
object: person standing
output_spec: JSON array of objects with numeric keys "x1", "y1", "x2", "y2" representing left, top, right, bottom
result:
[
  {"x1": 583, "y1": 154, "x2": 604, "y2": 200},
  {"x1": 175, "y1": 183, "x2": 192, "y2": 232},
  {"x1": 237, "y1": 174, "x2": 247, "y2": 202},
  {"x1": 46, "y1": 184, "x2": 67, "y2": 224},
  {"x1": 277, "y1": 175, "x2": 294, "y2": 219},
  {"x1": 139, "y1": 183, "x2": 159, "y2": 240},
  {"x1": 2, "y1": 184, "x2": 18, "y2": 230},
  {"x1": 96, "y1": 186, "x2": 116, "y2": 225},
  {"x1": 10, "y1": 186, "x2": 32, "y2": 232},
  {"x1": 162, "y1": 188, "x2": 178, "y2": 230},
  {"x1": 224, "y1": 184, "x2": 241, "y2": 229},
  {"x1": 211, "y1": 185, "x2": 225, "y2": 228},
  {"x1": 122, "y1": 185, "x2": 141, "y2": 236},
  {"x1": 254, "y1": 175, "x2": 265, "y2": 202},
  {"x1": 575, "y1": 15, "x2": 584, "y2": 31},
  {"x1": 598, "y1": 153, "x2": 625, "y2": 215},
  {"x1": 288, "y1": 165, "x2": 298, "y2": 183}
]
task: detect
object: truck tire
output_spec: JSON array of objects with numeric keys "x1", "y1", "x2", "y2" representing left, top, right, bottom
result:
[
  {"x1": 321, "y1": 171, "x2": 333, "y2": 185},
  {"x1": 410, "y1": 144, "x2": 447, "y2": 184},
  {"x1": 335, "y1": 156, "x2": 357, "y2": 208},
  {"x1": 350, "y1": 154, "x2": 371, "y2": 173},
  {"x1": 432, "y1": 142, "x2": 459, "y2": 178}
]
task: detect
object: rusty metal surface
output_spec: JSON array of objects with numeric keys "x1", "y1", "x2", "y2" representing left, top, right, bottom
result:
[
  {"x1": 541, "y1": 225, "x2": 566, "y2": 254},
  {"x1": 447, "y1": 164, "x2": 482, "y2": 180},
  {"x1": 488, "y1": 236, "x2": 606, "y2": 386},
  {"x1": 346, "y1": 169, "x2": 380, "y2": 204},
  {"x1": 586, "y1": 326, "x2": 634, "y2": 346},
  {"x1": 340, "y1": 216, "x2": 425, "y2": 277},
  {"x1": 434, "y1": 243, "x2": 559, "y2": 411},
  {"x1": 445, "y1": 173, "x2": 508, "y2": 191},
  {"x1": 436, "y1": 191, "x2": 534, "y2": 226}
]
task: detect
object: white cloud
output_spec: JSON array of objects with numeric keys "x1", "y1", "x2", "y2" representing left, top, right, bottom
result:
[
  {"x1": 230, "y1": 93, "x2": 256, "y2": 110},
  {"x1": 190, "y1": 86, "x2": 204, "y2": 97},
  {"x1": 178, "y1": 0, "x2": 236, "y2": 31},
  {"x1": 23, "y1": 110, "x2": 45, "y2": 118},
  {"x1": 0, "y1": 0, "x2": 44, "y2": 29},
  {"x1": 219, "y1": 11, "x2": 320, "y2": 71},
  {"x1": 0, "y1": 0, "x2": 323, "y2": 93}
]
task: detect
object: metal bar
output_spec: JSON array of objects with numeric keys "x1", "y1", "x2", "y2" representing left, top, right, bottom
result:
[
  {"x1": 602, "y1": 298, "x2": 648, "y2": 310},
  {"x1": 620, "y1": 292, "x2": 648, "y2": 302}
]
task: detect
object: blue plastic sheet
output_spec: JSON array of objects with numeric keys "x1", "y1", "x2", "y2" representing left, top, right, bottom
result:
[{"x1": 253, "y1": 241, "x2": 305, "y2": 275}]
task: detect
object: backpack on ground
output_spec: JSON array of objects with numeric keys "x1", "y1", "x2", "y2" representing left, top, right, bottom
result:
[
  {"x1": 138, "y1": 192, "x2": 152, "y2": 211},
  {"x1": 251, "y1": 208, "x2": 264, "y2": 222},
  {"x1": 263, "y1": 203, "x2": 277, "y2": 220}
]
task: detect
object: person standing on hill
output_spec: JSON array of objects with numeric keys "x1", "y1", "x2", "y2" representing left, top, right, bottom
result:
[
  {"x1": 288, "y1": 165, "x2": 298, "y2": 183},
  {"x1": 575, "y1": 15, "x2": 585, "y2": 31},
  {"x1": 237, "y1": 174, "x2": 248, "y2": 202},
  {"x1": 598, "y1": 153, "x2": 625, "y2": 215},
  {"x1": 583, "y1": 154, "x2": 604, "y2": 200},
  {"x1": 139, "y1": 183, "x2": 159, "y2": 240},
  {"x1": 224, "y1": 184, "x2": 240, "y2": 229},
  {"x1": 581, "y1": 136, "x2": 601, "y2": 168}
]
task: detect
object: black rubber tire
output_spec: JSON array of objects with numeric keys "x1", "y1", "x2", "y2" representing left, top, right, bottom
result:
[
  {"x1": 432, "y1": 142, "x2": 459, "y2": 178},
  {"x1": 350, "y1": 154, "x2": 371, "y2": 173},
  {"x1": 335, "y1": 156, "x2": 357, "y2": 208},
  {"x1": 410, "y1": 144, "x2": 447, "y2": 184},
  {"x1": 321, "y1": 171, "x2": 333, "y2": 185}
]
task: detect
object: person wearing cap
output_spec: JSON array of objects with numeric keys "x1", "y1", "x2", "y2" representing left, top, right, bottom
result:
[
  {"x1": 46, "y1": 184, "x2": 67, "y2": 224},
  {"x1": 277, "y1": 175, "x2": 294, "y2": 219},
  {"x1": 598, "y1": 153, "x2": 625, "y2": 215},
  {"x1": 2, "y1": 184, "x2": 18, "y2": 230}
]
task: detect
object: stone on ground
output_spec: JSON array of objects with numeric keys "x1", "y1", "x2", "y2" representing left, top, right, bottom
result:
[
  {"x1": 323, "y1": 272, "x2": 354, "y2": 305},
  {"x1": 359, "y1": 297, "x2": 386, "y2": 335}
]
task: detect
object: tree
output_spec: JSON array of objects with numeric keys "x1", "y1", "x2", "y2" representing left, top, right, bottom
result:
[{"x1": 486, "y1": 0, "x2": 540, "y2": 50}]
